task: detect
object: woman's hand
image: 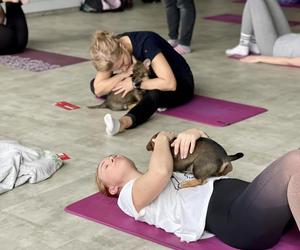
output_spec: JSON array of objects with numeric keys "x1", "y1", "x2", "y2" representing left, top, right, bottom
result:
[
  {"x1": 112, "y1": 76, "x2": 134, "y2": 97},
  {"x1": 240, "y1": 55, "x2": 261, "y2": 64},
  {"x1": 156, "y1": 131, "x2": 176, "y2": 142},
  {"x1": 171, "y1": 128, "x2": 208, "y2": 159},
  {"x1": 111, "y1": 66, "x2": 134, "y2": 97}
]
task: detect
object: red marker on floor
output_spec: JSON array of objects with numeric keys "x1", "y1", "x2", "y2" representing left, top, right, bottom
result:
[
  {"x1": 54, "y1": 101, "x2": 80, "y2": 110},
  {"x1": 57, "y1": 153, "x2": 71, "y2": 161}
]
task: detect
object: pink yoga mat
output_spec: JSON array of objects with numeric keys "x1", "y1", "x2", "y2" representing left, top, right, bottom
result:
[
  {"x1": 158, "y1": 95, "x2": 267, "y2": 127},
  {"x1": 0, "y1": 48, "x2": 88, "y2": 72},
  {"x1": 233, "y1": 0, "x2": 300, "y2": 9},
  {"x1": 203, "y1": 14, "x2": 300, "y2": 27},
  {"x1": 65, "y1": 192, "x2": 300, "y2": 250}
]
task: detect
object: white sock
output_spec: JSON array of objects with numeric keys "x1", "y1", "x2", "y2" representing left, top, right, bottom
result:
[
  {"x1": 104, "y1": 114, "x2": 120, "y2": 136},
  {"x1": 249, "y1": 36, "x2": 260, "y2": 55},
  {"x1": 168, "y1": 39, "x2": 178, "y2": 48},
  {"x1": 226, "y1": 33, "x2": 250, "y2": 56}
]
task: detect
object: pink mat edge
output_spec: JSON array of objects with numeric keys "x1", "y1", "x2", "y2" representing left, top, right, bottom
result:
[
  {"x1": 229, "y1": 55, "x2": 300, "y2": 69},
  {"x1": 64, "y1": 193, "x2": 300, "y2": 250},
  {"x1": 159, "y1": 95, "x2": 268, "y2": 127},
  {"x1": 64, "y1": 194, "x2": 235, "y2": 250},
  {"x1": 64, "y1": 202, "x2": 185, "y2": 250}
]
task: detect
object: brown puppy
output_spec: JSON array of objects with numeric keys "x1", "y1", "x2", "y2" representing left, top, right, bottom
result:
[
  {"x1": 87, "y1": 59, "x2": 150, "y2": 111},
  {"x1": 146, "y1": 133, "x2": 244, "y2": 188}
]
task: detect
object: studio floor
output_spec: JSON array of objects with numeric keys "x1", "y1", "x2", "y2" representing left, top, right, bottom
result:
[{"x1": 0, "y1": 0, "x2": 300, "y2": 249}]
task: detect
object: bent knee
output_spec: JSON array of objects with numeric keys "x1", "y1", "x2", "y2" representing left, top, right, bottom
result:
[{"x1": 283, "y1": 150, "x2": 300, "y2": 172}]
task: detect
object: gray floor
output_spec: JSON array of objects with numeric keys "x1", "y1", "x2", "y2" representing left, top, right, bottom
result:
[{"x1": 1, "y1": 0, "x2": 300, "y2": 249}]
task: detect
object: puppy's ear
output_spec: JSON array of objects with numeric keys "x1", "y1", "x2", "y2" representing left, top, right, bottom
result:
[
  {"x1": 132, "y1": 56, "x2": 137, "y2": 65},
  {"x1": 146, "y1": 133, "x2": 158, "y2": 151},
  {"x1": 218, "y1": 162, "x2": 233, "y2": 176},
  {"x1": 143, "y1": 58, "x2": 151, "y2": 70}
]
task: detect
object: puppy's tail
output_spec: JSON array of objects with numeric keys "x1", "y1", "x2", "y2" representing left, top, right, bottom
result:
[
  {"x1": 228, "y1": 152, "x2": 244, "y2": 162},
  {"x1": 87, "y1": 102, "x2": 107, "y2": 109}
]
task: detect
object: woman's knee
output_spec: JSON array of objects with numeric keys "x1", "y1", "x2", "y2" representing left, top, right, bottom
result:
[
  {"x1": 163, "y1": 0, "x2": 176, "y2": 8},
  {"x1": 282, "y1": 149, "x2": 300, "y2": 172},
  {"x1": 144, "y1": 90, "x2": 161, "y2": 104},
  {"x1": 177, "y1": 0, "x2": 195, "y2": 9}
]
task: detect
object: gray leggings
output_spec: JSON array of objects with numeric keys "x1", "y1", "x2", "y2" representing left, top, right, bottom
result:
[
  {"x1": 206, "y1": 149, "x2": 300, "y2": 249},
  {"x1": 162, "y1": 0, "x2": 196, "y2": 46},
  {"x1": 241, "y1": 0, "x2": 291, "y2": 55}
]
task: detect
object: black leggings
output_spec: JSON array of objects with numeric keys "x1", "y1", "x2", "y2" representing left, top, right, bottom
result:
[
  {"x1": 206, "y1": 149, "x2": 300, "y2": 250},
  {"x1": 0, "y1": 2, "x2": 28, "y2": 55},
  {"x1": 126, "y1": 71, "x2": 194, "y2": 128}
]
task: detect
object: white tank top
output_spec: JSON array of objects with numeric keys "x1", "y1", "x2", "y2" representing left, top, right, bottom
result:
[{"x1": 118, "y1": 172, "x2": 226, "y2": 242}]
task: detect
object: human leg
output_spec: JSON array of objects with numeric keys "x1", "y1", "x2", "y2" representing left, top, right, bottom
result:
[
  {"x1": 126, "y1": 74, "x2": 194, "y2": 128},
  {"x1": 162, "y1": 0, "x2": 179, "y2": 44},
  {"x1": 5, "y1": 1, "x2": 28, "y2": 53},
  {"x1": 206, "y1": 149, "x2": 300, "y2": 249},
  {"x1": 226, "y1": 0, "x2": 279, "y2": 56},
  {"x1": 177, "y1": 0, "x2": 195, "y2": 46},
  {"x1": 0, "y1": 26, "x2": 14, "y2": 54},
  {"x1": 104, "y1": 74, "x2": 194, "y2": 135},
  {"x1": 265, "y1": 0, "x2": 291, "y2": 36}
]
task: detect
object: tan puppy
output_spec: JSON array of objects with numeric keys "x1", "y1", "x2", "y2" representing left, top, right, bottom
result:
[{"x1": 146, "y1": 133, "x2": 244, "y2": 188}]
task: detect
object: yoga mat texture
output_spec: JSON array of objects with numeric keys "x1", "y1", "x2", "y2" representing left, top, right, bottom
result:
[
  {"x1": 159, "y1": 95, "x2": 267, "y2": 126},
  {"x1": 233, "y1": 0, "x2": 300, "y2": 9},
  {"x1": 0, "y1": 49, "x2": 88, "y2": 72},
  {"x1": 65, "y1": 192, "x2": 300, "y2": 250},
  {"x1": 203, "y1": 14, "x2": 300, "y2": 26}
]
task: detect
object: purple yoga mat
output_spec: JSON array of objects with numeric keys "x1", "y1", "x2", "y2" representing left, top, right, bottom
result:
[
  {"x1": 65, "y1": 192, "x2": 300, "y2": 250},
  {"x1": 158, "y1": 95, "x2": 267, "y2": 127},
  {"x1": 0, "y1": 48, "x2": 88, "y2": 72},
  {"x1": 233, "y1": 0, "x2": 300, "y2": 9},
  {"x1": 203, "y1": 14, "x2": 300, "y2": 27}
]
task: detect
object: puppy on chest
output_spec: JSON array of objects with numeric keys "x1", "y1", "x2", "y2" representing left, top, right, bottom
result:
[{"x1": 146, "y1": 133, "x2": 244, "y2": 189}]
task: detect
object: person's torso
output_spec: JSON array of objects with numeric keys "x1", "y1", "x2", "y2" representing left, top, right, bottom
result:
[
  {"x1": 119, "y1": 31, "x2": 192, "y2": 80},
  {"x1": 118, "y1": 172, "x2": 225, "y2": 242}
]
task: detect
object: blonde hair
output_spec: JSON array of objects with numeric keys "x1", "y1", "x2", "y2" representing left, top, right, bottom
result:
[
  {"x1": 95, "y1": 156, "x2": 137, "y2": 198},
  {"x1": 90, "y1": 31, "x2": 124, "y2": 72}
]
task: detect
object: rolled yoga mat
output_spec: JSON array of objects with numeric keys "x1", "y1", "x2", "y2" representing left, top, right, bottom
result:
[
  {"x1": 203, "y1": 14, "x2": 300, "y2": 27},
  {"x1": 158, "y1": 95, "x2": 267, "y2": 127},
  {"x1": 0, "y1": 48, "x2": 88, "y2": 72},
  {"x1": 65, "y1": 192, "x2": 300, "y2": 250}
]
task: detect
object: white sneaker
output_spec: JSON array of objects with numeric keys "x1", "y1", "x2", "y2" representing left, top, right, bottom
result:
[
  {"x1": 249, "y1": 42, "x2": 260, "y2": 55},
  {"x1": 225, "y1": 44, "x2": 249, "y2": 57}
]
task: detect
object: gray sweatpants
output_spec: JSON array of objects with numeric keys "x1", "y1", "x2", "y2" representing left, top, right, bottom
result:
[
  {"x1": 241, "y1": 0, "x2": 291, "y2": 55},
  {"x1": 162, "y1": 0, "x2": 196, "y2": 46}
]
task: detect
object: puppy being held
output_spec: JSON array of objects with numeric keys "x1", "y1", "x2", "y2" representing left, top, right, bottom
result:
[
  {"x1": 87, "y1": 58, "x2": 150, "y2": 111},
  {"x1": 146, "y1": 132, "x2": 244, "y2": 188}
]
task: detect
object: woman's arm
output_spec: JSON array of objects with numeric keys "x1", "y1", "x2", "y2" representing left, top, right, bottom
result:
[
  {"x1": 140, "y1": 52, "x2": 177, "y2": 91},
  {"x1": 240, "y1": 55, "x2": 300, "y2": 67},
  {"x1": 93, "y1": 70, "x2": 132, "y2": 97},
  {"x1": 111, "y1": 53, "x2": 177, "y2": 96},
  {"x1": 132, "y1": 132, "x2": 175, "y2": 213}
]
